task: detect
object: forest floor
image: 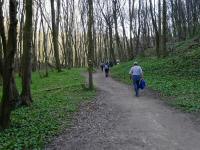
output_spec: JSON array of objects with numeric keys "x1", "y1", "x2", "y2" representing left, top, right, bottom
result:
[
  {"x1": 0, "y1": 69, "x2": 95, "y2": 149},
  {"x1": 46, "y1": 71, "x2": 200, "y2": 150}
]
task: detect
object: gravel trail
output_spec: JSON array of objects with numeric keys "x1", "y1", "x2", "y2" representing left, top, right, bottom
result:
[{"x1": 46, "y1": 72, "x2": 200, "y2": 150}]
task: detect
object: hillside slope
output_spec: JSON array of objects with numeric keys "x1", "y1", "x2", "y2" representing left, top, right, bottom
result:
[{"x1": 112, "y1": 38, "x2": 200, "y2": 112}]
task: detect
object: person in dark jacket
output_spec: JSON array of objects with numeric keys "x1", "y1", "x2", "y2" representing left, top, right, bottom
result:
[
  {"x1": 100, "y1": 62, "x2": 104, "y2": 72},
  {"x1": 104, "y1": 63, "x2": 110, "y2": 77}
]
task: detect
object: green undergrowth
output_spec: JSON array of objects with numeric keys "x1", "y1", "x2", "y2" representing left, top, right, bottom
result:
[
  {"x1": 0, "y1": 69, "x2": 95, "y2": 149},
  {"x1": 112, "y1": 38, "x2": 200, "y2": 112}
]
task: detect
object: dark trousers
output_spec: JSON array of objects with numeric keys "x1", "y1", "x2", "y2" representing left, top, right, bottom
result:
[
  {"x1": 105, "y1": 69, "x2": 109, "y2": 77},
  {"x1": 132, "y1": 75, "x2": 141, "y2": 96}
]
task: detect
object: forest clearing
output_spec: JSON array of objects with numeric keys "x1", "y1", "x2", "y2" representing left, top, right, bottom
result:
[{"x1": 0, "y1": 0, "x2": 200, "y2": 149}]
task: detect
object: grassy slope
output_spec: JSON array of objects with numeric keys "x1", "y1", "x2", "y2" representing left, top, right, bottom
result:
[
  {"x1": 112, "y1": 38, "x2": 200, "y2": 112},
  {"x1": 0, "y1": 69, "x2": 95, "y2": 149}
]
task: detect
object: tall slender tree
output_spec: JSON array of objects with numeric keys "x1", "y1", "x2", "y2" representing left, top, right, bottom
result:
[
  {"x1": 128, "y1": 0, "x2": 135, "y2": 60},
  {"x1": 0, "y1": 39, "x2": 2, "y2": 76},
  {"x1": 0, "y1": 1, "x2": 4, "y2": 77},
  {"x1": 112, "y1": 0, "x2": 122, "y2": 61},
  {"x1": 162, "y1": 0, "x2": 167, "y2": 57},
  {"x1": 50, "y1": 0, "x2": 61, "y2": 72},
  {"x1": 21, "y1": 0, "x2": 33, "y2": 106},
  {"x1": 158, "y1": 0, "x2": 162, "y2": 50},
  {"x1": 87, "y1": 0, "x2": 94, "y2": 89},
  {"x1": 32, "y1": 4, "x2": 39, "y2": 72},
  {"x1": 149, "y1": 0, "x2": 160, "y2": 58}
]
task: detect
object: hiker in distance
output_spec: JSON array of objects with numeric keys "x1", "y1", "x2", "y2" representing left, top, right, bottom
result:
[
  {"x1": 100, "y1": 62, "x2": 104, "y2": 72},
  {"x1": 104, "y1": 62, "x2": 110, "y2": 77},
  {"x1": 129, "y1": 62, "x2": 144, "y2": 97}
]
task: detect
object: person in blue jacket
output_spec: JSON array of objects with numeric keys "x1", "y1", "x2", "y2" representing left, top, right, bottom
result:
[{"x1": 129, "y1": 62, "x2": 144, "y2": 97}]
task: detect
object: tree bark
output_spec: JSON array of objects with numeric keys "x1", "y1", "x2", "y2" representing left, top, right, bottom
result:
[
  {"x1": 40, "y1": 6, "x2": 49, "y2": 77},
  {"x1": 0, "y1": 0, "x2": 20, "y2": 107},
  {"x1": 112, "y1": 0, "x2": 122, "y2": 61},
  {"x1": 158, "y1": 0, "x2": 161, "y2": 49},
  {"x1": 162, "y1": 0, "x2": 167, "y2": 57},
  {"x1": 0, "y1": 0, "x2": 18, "y2": 129},
  {"x1": 128, "y1": 0, "x2": 135, "y2": 60},
  {"x1": 0, "y1": 1, "x2": 7, "y2": 55},
  {"x1": 108, "y1": 24, "x2": 116, "y2": 64},
  {"x1": 149, "y1": 0, "x2": 160, "y2": 58},
  {"x1": 50, "y1": 0, "x2": 61, "y2": 72},
  {"x1": 32, "y1": 4, "x2": 39, "y2": 72},
  {"x1": 17, "y1": 0, "x2": 25, "y2": 76},
  {"x1": 120, "y1": 13, "x2": 129, "y2": 60},
  {"x1": 135, "y1": 0, "x2": 141, "y2": 56},
  {"x1": 0, "y1": 37, "x2": 3, "y2": 76},
  {"x1": 21, "y1": 0, "x2": 33, "y2": 106},
  {"x1": 87, "y1": 0, "x2": 94, "y2": 89}
]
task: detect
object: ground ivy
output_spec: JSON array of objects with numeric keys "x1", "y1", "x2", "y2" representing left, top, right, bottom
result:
[{"x1": 0, "y1": 69, "x2": 95, "y2": 149}]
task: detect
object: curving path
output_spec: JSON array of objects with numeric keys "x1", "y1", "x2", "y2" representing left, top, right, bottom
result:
[{"x1": 46, "y1": 72, "x2": 200, "y2": 150}]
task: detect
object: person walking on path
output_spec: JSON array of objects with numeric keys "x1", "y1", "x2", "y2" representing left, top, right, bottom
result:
[
  {"x1": 104, "y1": 63, "x2": 110, "y2": 77},
  {"x1": 100, "y1": 62, "x2": 104, "y2": 72},
  {"x1": 129, "y1": 62, "x2": 143, "y2": 97}
]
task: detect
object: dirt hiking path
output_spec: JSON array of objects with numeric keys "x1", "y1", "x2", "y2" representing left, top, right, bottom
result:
[{"x1": 46, "y1": 72, "x2": 200, "y2": 150}]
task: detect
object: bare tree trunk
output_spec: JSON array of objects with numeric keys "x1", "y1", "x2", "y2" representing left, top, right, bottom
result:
[
  {"x1": 87, "y1": 0, "x2": 94, "y2": 89},
  {"x1": 162, "y1": 0, "x2": 167, "y2": 57},
  {"x1": 0, "y1": 37, "x2": 3, "y2": 77},
  {"x1": 149, "y1": 0, "x2": 160, "y2": 58},
  {"x1": 112, "y1": 0, "x2": 122, "y2": 61},
  {"x1": 158, "y1": 0, "x2": 161, "y2": 47},
  {"x1": 0, "y1": 0, "x2": 19, "y2": 107},
  {"x1": 108, "y1": 24, "x2": 116, "y2": 64},
  {"x1": 128, "y1": 0, "x2": 135, "y2": 60},
  {"x1": 0, "y1": 2, "x2": 4, "y2": 77},
  {"x1": 74, "y1": 30, "x2": 78, "y2": 67},
  {"x1": 50, "y1": 0, "x2": 61, "y2": 72},
  {"x1": 104, "y1": 27, "x2": 109, "y2": 61},
  {"x1": 135, "y1": 0, "x2": 141, "y2": 56},
  {"x1": 18, "y1": 0, "x2": 25, "y2": 76},
  {"x1": 21, "y1": 0, "x2": 33, "y2": 106},
  {"x1": 120, "y1": 13, "x2": 129, "y2": 60},
  {"x1": 32, "y1": 4, "x2": 39, "y2": 72},
  {"x1": 37, "y1": 22, "x2": 42, "y2": 71},
  {"x1": 0, "y1": 0, "x2": 18, "y2": 129},
  {"x1": 67, "y1": 30, "x2": 73, "y2": 69},
  {"x1": 93, "y1": 23, "x2": 98, "y2": 67},
  {"x1": 41, "y1": 12, "x2": 48, "y2": 77},
  {"x1": 0, "y1": 1, "x2": 6, "y2": 58}
]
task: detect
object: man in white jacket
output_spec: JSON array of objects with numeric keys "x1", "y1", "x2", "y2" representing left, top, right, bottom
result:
[{"x1": 129, "y1": 62, "x2": 143, "y2": 97}]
